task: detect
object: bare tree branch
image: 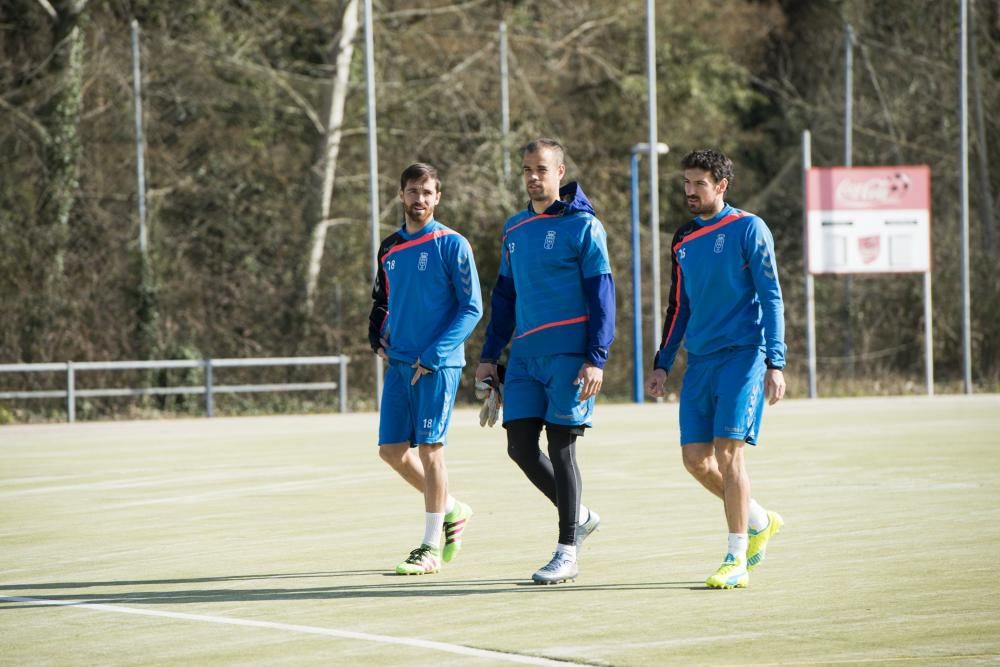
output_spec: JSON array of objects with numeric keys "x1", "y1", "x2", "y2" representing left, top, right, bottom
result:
[
  {"x1": 35, "y1": 0, "x2": 57, "y2": 19},
  {"x1": 0, "y1": 96, "x2": 50, "y2": 143}
]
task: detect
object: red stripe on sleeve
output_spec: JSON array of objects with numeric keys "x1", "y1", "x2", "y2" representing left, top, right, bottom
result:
[{"x1": 659, "y1": 260, "x2": 683, "y2": 351}]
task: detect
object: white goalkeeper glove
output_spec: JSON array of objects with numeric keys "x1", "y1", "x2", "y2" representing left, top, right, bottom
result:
[{"x1": 475, "y1": 376, "x2": 503, "y2": 428}]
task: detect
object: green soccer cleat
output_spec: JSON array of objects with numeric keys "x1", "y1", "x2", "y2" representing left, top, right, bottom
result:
[
  {"x1": 442, "y1": 501, "x2": 473, "y2": 563},
  {"x1": 747, "y1": 510, "x2": 784, "y2": 571},
  {"x1": 575, "y1": 509, "x2": 601, "y2": 549},
  {"x1": 705, "y1": 553, "x2": 749, "y2": 589},
  {"x1": 395, "y1": 544, "x2": 441, "y2": 575}
]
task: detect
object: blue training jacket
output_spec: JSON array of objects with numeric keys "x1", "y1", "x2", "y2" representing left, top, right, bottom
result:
[
  {"x1": 368, "y1": 219, "x2": 483, "y2": 370},
  {"x1": 654, "y1": 203, "x2": 786, "y2": 373},
  {"x1": 481, "y1": 182, "x2": 616, "y2": 368}
]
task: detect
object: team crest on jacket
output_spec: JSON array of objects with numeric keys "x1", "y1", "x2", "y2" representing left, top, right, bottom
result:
[
  {"x1": 713, "y1": 234, "x2": 726, "y2": 254},
  {"x1": 544, "y1": 230, "x2": 556, "y2": 250},
  {"x1": 417, "y1": 251, "x2": 429, "y2": 271}
]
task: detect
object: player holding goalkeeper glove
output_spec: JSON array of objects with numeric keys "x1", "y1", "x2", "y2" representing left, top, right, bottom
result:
[
  {"x1": 477, "y1": 138, "x2": 615, "y2": 585},
  {"x1": 475, "y1": 363, "x2": 504, "y2": 428},
  {"x1": 368, "y1": 163, "x2": 483, "y2": 576},
  {"x1": 646, "y1": 149, "x2": 786, "y2": 589}
]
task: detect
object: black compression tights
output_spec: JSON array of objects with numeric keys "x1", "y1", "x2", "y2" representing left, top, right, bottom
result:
[{"x1": 505, "y1": 418, "x2": 581, "y2": 546}]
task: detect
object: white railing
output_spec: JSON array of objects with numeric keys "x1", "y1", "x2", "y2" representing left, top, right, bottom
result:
[{"x1": 0, "y1": 356, "x2": 350, "y2": 422}]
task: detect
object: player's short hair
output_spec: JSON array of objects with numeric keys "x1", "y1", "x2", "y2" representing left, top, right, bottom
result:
[
  {"x1": 399, "y1": 163, "x2": 441, "y2": 192},
  {"x1": 681, "y1": 149, "x2": 734, "y2": 186},
  {"x1": 521, "y1": 138, "x2": 565, "y2": 165}
]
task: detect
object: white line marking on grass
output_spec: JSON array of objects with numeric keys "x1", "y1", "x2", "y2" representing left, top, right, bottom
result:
[{"x1": 0, "y1": 595, "x2": 580, "y2": 666}]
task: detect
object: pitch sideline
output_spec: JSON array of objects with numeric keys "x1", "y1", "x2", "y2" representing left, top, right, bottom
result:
[{"x1": 0, "y1": 595, "x2": 581, "y2": 666}]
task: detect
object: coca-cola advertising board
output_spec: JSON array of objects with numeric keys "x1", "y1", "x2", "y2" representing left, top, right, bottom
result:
[{"x1": 805, "y1": 166, "x2": 930, "y2": 274}]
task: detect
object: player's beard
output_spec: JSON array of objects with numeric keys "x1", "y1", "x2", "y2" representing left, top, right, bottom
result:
[
  {"x1": 527, "y1": 183, "x2": 553, "y2": 205},
  {"x1": 405, "y1": 203, "x2": 433, "y2": 226},
  {"x1": 686, "y1": 196, "x2": 718, "y2": 217},
  {"x1": 686, "y1": 197, "x2": 705, "y2": 214}
]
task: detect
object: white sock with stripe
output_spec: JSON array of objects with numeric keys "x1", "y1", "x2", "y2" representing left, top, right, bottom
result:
[{"x1": 423, "y1": 512, "x2": 444, "y2": 550}]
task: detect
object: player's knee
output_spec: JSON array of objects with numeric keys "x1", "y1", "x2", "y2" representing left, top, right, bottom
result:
[
  {"x1": 378, "y1": 443, "x2": 406, "y2": 467},
  {"x1": 713, "y1": 438, "x2": 743, "y2": 467},
  {"x1": 544, "y1": 423, "x2": 584, "y2": 456},
  {"x1": 681, "y1": 446, "x2": 712, "y2": 477},
  {"x1": 417, "y1": 443, "x2": 444, "y2": 466},
  {"x1": 505, "y1": 418, "x2": 543, "y2": 464}
]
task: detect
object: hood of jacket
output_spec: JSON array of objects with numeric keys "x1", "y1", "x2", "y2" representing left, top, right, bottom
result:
[{"x1": 531, "y1": 181, "x2": 596, "y2": 217}]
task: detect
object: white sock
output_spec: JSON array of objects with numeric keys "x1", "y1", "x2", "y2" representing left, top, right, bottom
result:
[
  {"x1": 728, "y1": 533, "x2": 749, "y2": 561},
  {"x1": 423, "y1": 512, "x2": 444, "y2": 549},
  {"x1": 577, "y1": 504, "x2": 590, "y2": 526},
  {"x1": 444, "y1": 496, "x2": 456, "y2": 515},
  {"x1": 748, "y1": 499, "x2": 769, "y2": 533},
  {"x1": 556, "y1": 543, "x2": 577, "y2": 561}
]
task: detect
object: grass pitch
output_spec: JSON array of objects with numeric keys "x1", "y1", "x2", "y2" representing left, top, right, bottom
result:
[{"x1": 1, "y1": 395, "x2": 999, "y2": 666}]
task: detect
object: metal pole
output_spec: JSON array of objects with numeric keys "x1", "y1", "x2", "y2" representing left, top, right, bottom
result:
[
  {"x1": 499, "y1": 19, "x2": 511, "y2": 182},
  {"x1": 363, "y1": 0, "x2": 383, "y2": 403},
  {"x1": 924, "y1": 272, "x2": 934, "y2": 396},
  {"x1": 844, "y1": 25, "x2": 854, "y2": 168},
  {"x1": 843, "y1": 24, "x2": 854, "y2": 375},
  {"x1": 630, "y1": 152, "x2": 643, "y2": 403},
  {"x1": 803, "y1": 130, "x2": 818, "y2": 398},
  {"x1": 645, "y1": 0, "x2": 662, "y2": 354},
  {"x1": 130, "y1": 20, "x2": 147, "y2": 257},
  {"x1": 959, "y1": 0, "x2": 972, "y2": 393},
  {"x1": 66, "y1": 361, "x2": 75, "y2": 423}
]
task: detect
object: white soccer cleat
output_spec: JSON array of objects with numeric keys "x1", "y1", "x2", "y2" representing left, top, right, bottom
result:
[
  {"x1": 575, "y1": 509, "x2": 601, "y2": 548},
  {"x1": 531, "y1": 552, "x2": 579, "y2": 585}
]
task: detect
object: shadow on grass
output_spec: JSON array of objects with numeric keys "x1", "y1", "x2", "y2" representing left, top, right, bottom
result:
[{"x1": 0, "y1": 570, "x2": 704, "y2": 607}]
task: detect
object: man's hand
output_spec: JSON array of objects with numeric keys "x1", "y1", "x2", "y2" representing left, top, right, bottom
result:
[
  {"x1": 646, "y1": 368, "x2": 668, "y2": 398},
  {"x1": 765, "y1": 368, "x2": 785, "y2": 405},
  {"x1": 576, "y1": 363, "x2": 603, "y2": 401},
  {"x1": 410, "y1": 358, "x2": 431, "y2": 385},
  {"x1": 376, "y1": 338, "x2": 389, "y2": 360},
  {"x1": 476, "y1": 362, "x2": 498, "y2": 385}
]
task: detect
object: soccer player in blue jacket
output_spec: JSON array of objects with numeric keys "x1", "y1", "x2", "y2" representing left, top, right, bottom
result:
[
  {"x1": 646, "y1": 149, "x2": 786, "y2": 589},
  {"x1": 368, "y1": 163, "x2": 483, "y2": 576},
  {"x1": 477, "y1": 139, "x2": 615, "y2": 585}
]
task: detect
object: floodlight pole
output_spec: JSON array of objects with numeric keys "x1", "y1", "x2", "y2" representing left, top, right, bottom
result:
[
  {"x1": 363, "y1": 0, "x2": 383, "y2": 403},
  {"x1": 959, "y1": 0, "x2": 972, "y2": 393},
  {"x1": 499, "y1": 19, "x2": 511, "y2": 182},
  {"x1": 645, "y1": 0, "x2": 663, "y2": 356}
]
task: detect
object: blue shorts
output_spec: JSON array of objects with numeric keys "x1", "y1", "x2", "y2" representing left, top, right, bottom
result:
[
  {"x1": 502, "y1": 354, "x2": 594, "y2": 428},
  {"x1": 679, "y1": 347, "x2": 766, "y2": 446},
  {"x1": 378, "y1": 360, "x2": 460, "y2": 446}
]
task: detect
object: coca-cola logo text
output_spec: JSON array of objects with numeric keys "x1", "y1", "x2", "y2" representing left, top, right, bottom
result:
[{"x1": 835, "y1": 172, "x2": 911, "y2": 205}]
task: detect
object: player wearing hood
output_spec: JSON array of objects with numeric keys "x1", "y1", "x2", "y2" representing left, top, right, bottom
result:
[{"x1": 477, "y1": 138, "x2": 615, "y2": 584}]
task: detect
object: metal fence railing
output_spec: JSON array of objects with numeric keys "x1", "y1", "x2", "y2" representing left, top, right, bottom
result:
[{"x1": 0, "y1": 356, "x2": 350, "y2": 422}]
